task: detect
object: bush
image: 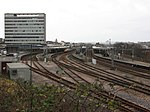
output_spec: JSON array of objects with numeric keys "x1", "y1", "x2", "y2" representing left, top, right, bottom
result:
[{"x1": 0, "y1": 78, "x2": 118, "y2": 112}]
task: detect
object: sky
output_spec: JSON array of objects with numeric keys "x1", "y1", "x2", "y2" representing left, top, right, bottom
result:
[{"x1": 0, "y1": 0, "x2": 150, "y2": 43}]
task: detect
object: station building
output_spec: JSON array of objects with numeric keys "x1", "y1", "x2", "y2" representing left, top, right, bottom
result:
[{"x1": 4, "y1": 13, "x2": 46, "y2": 52}]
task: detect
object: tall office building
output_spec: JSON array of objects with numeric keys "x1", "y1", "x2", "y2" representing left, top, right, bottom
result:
[{"x1": 5, "y1": 13, "x2": 46, "y2": 47}]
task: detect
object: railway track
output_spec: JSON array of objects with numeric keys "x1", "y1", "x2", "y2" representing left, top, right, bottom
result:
[
  {"x1": 21, "y1": 52, "x2": 150, "y2": 112},
  {"x1": 53, "y1": 52, "x2": 150, "y2": 96},
  {"x1": 69, "y1": 55, "x2": 150, "y2": 95},
  {"x1": 51, "y1": 51, "x2": 148, "y2": 112},
  {"x1": 21, "y1": 53, "x2": 76, "y2": 88},
  {"x1": 50, "y1": 51, "x2": 149, "y2": 112}
]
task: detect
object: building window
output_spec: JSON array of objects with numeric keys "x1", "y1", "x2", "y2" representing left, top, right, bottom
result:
[{"x1": 12, "y1": 69, "x2": 17, "y2": 75}]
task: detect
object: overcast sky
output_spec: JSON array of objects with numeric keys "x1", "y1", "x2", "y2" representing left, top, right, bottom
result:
[{"x1": 1, "y1": 0, "x2": 150, "y2": 43}]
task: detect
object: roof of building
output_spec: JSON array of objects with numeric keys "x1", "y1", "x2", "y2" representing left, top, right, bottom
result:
[
  {"x1": 0, "y1": 56, "x2": 18, "y2": 62},
  {"x1": 7, "y1": 63, "x2": 29, "y2": 69}
]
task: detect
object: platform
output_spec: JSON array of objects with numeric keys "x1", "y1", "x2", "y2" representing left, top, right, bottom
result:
[{"x1": 94, "y1": 54, "x2": 150, "y2": 68}]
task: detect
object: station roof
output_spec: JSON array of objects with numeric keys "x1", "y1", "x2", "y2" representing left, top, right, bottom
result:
[
  {"x1": 92, "y1": 46, "x2": 114, "y2": 50},
  {"x1": 7, "y1": 63, "x2": 29, "y2": 69},
  {"x1": 41, "y1": 46, "x2": 69, "y2": 49}
]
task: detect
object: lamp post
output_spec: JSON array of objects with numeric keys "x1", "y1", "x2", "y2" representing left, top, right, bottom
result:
[
  {"x1": 108, "y1": 38, "x2": 115, "y2": 70},
  {"x1": 132, "y1": 48, "x2": 134, "y2": 61},
  {"x1": 30, "y1": 44, "x2": 33, "y2": 111},
  {"x1": 30, "y1": 44, "x2": 32, "y2": 85},
  {"x1": 111, "y1": 48, "x2": 115, "y2": 70},
  {"x1": 44, "y1": 46, "x2": 48, "y2": 63}
]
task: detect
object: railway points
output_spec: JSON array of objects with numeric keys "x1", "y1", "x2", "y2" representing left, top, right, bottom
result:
[{"x1": 2, "y1": 48, "x2": 149, "y2": 112}]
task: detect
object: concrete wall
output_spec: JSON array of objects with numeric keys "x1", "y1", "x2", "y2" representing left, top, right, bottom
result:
[{"x1": 8, "y1": 68, "x2": 30, "y2": 81}]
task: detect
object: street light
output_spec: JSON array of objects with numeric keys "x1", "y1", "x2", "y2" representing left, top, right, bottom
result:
[
  {"x1": 132, "y1": 48, "x2": 134, "y2": 61},
  {"x1": 30, "y1": 44, "x2": 33, "y2": 111},
  {"x1": 111, "y1": 48, "x2": 115, "y2": 70},
  {"x1": 30, "y1": 44, "x2": 32, "y2": 85}
]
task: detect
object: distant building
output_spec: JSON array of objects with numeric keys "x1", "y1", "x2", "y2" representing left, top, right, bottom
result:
[
  {"x1": 55, "y1": 38, "x2": 58, "y2": 43},
  {"x1": 60, "y1": 41, "x2": 71, "y2": 46},
  {"x1": 139, "y1": 42, "x2": 150, "y2": 49},
  {"x1": 0, "y1": 38, "x2": 5, "y2": 52},
  {"x1": 5, "y1": 13, "x2": 46, "y2": 52},
  {"x1": 0, "y1": 38, "x2": 4, "y2": 43},
  {"x1": 46, "y1": 41, "x2": 54, "y2": 44}
]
